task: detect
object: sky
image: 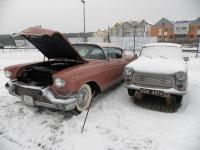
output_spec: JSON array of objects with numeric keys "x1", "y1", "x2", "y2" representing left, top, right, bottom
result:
[{"x1": 0, "y1": 0, "x2": 199, "y2": 34}]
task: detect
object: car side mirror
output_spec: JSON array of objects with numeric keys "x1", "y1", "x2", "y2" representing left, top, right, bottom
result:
[{"x1": 183, "y1": 57, "x2": 189, "y2": 62}]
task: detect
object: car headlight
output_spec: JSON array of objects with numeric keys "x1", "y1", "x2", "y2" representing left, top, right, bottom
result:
[
  {"x1": 54, "y1": 78, "x2": 65, "y2": 88},
  {"x1": 124, "y1": 67, "x2": 133, "y2": 76},
  {"x1": 175, "y1": 72, "x2": 186, "y2": 81},
  {"x1": 4, "y1": 70, "x2": 12, "y2": 78}
]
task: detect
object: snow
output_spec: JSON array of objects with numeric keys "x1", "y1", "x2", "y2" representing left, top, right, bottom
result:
[
  {"x1": 126, "y1": 45, "x2": 187, "y2": 74},
  {"x1": 141, "y1": 45, "x2": 183, "y2": 58},
  {"x1": 0, "y1": 51, "x2": 200, "y2": 150},
  {"x1": 126, "y1": 56, "x2": 187, "y2": 74},
  {"x1": 144, "y1": 43, "x2": 182, "y2": 48}
]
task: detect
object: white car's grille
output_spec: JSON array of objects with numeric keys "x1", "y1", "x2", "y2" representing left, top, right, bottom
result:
[{"x1": 133, "y1": 73, "x2": 175, "y2": 88}]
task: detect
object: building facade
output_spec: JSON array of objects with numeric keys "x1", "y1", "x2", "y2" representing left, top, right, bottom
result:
[
  {"x1": 109, "y1": 20, "x2": 152, "y2": 37},
  {"x1": 188, "y1": 17, "x2": 200, "y2": 41},
  {"x1": 174, "y1": 21, "x2": 191, "y2": 43},
  {"x1": 150, "y1": 17, "x2": 175, "y2": 42}
]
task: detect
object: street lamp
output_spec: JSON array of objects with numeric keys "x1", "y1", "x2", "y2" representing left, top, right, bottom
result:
[
  {"x1": 196, "y1": 29, "x2": 200, "y2": 58},
  {"x1": 81, "y1": 0, "x2": 86, "y2": 42},
  {"x1": 133, "y1": 23, "x2": 137, "y2": 53}
]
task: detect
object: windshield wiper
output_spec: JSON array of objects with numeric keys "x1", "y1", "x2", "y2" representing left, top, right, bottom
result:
[
  {"x1": 158, "y1": 56, "x2": 167, "y2": 59},
  {"x1": 143, "y1": 55, "x2": 152, "y2": 58}
]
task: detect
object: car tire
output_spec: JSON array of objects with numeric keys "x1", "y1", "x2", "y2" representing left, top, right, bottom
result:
[
  {"x1": 75, "y1": 84, "x2": 92, "y2": 113},
  {"x1": 174, "y1": 95, "x2": 182, "y2": 106},
  {"x1": 168, "y1": 95, "x2": 183, "y2": 112},
  {"x1": 128, "y1": 89, "x2": 136, "y2": 96}
]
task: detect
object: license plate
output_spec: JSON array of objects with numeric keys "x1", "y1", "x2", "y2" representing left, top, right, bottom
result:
[
  {"x1": 140, "y1": 88, "x2": 164, "y2": 96},
  {"x1": 22, "y1": 95, "x2": 34, "y2": 106}
]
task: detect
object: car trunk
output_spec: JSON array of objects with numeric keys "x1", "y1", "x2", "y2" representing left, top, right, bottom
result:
[{"x1": 17, "y1": 60, "x2": 82, "y2": 86}]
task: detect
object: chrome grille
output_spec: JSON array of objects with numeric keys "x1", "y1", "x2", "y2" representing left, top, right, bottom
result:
[
  {"x1": 133, "y1": 73, "x2": 175, "y2": 88},
  {"x1": 14, "y1": 84, "x2": 51, "y2": 104}
]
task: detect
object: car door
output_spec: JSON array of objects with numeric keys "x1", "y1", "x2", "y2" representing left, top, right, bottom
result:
[{"x1": 106, "y1": 47, "x2": 124, "y2": 84}]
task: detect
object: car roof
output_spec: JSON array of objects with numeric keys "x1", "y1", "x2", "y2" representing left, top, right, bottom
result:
[
  {"x1": 143, "y1": 43, "x2": 182, "y2": 48},
  {"x1": 73, "y1": 42, "x2": 121, "y2": 49}
]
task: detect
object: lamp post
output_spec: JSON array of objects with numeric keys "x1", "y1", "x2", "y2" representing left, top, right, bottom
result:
[
  {"x1": 133, "y1": 24, "x2": 137, "y2": 53},
  {"x1": 81, "y1": 0, "x2": 86, "y2": 42},
  {"x1": 196, "y1": 29, "x2": 200, "y2": 58}
]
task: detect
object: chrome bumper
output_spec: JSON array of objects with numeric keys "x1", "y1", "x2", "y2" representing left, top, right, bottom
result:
[
  {"x1": 123, "y1": 83, "x2": 187, "y2": 96},
  {"x1": 5, "y1": 80, "x2": 77, "y2": 111}
]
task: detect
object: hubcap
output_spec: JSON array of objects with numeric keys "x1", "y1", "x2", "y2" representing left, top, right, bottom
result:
[{"x1": 77, "y1": 87, "x2": 89, "y2": 108}]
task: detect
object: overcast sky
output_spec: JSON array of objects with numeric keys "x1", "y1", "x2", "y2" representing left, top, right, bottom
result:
[{"x1": 0, "y1": 0, "x2": 199, "y2": 34}]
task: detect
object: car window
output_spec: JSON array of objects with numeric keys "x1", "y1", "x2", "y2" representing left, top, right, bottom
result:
[
  {"x1": 73, "y1": 44, "x2": 106, "y2": 60},
  {"x1": 79, "y1": 49, "x2": 89, "y2": 57},
  {"x1": 104, "y1": 48, "x2": 123, "y2": 59}
]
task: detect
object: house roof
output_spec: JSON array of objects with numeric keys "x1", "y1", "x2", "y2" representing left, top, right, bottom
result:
[
  {"x1": 191, "y1": 17, "x2": 200, "y2": 25},
  {"x1": 154, "y1": 17, "x2": 174, "y2": 26},
  {"x1": 175, "y1": 20, "x2": 192, "y2": 24}
]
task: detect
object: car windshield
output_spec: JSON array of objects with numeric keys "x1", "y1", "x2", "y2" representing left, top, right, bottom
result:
[
  {"x1": 141, "y1": 46, "x2": 183, "y2": 59},
  {"x1": 73, "y1": 44, "x2": 106, "y2": 60}
]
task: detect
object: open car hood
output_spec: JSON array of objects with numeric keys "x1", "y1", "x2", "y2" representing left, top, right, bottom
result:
[{"x1": 17, "y1": 27, "x2": 86, "y2": 62}]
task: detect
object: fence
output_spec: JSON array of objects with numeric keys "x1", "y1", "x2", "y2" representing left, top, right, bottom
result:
[
  {"x1": 110, "y1": 36, "x2": 157, "y2": 51},
  {"x1": 1, "y1": 36, "x2": 157, "y2": 52},
  {"x1": 68, "y1": 37, "x2": 103, "y2": 43}
]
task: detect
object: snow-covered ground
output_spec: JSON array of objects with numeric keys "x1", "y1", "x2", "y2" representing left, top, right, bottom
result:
[{"x1": 0, "y1": 51, "x2": 200, "y2": 150}]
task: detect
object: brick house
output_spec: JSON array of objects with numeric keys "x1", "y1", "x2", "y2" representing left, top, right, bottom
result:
[
  {"x1": 188, "y1": 17, "x2": 200, "y2": 41},
  {"x1": 150, "y1": 18, "x2": 175, "y2": 42},
  {"x1": 174, "y1": 20, "x2": 192, "y2": 44}
]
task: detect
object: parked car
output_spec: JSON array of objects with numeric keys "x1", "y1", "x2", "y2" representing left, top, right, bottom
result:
[
  {"x1": 4, "y1": 27, "x2": 137, "y2": 112},
  {"x1": 124, "y1": 43, "x2": 188, "y2": 108}
]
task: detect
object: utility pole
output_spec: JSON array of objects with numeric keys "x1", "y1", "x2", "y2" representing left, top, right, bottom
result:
[
  {"x1": 81, "y1": 0, "x2": 86, "y2": 42},
  {"x1": 196, "y1": 35, "x2": 200, "y2": 58}
]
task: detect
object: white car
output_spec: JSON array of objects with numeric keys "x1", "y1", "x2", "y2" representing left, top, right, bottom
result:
[{"x1": 124, "y1": 43, "x2": 188, "y2": 107}]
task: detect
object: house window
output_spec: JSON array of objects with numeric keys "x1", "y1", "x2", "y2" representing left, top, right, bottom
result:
[{"x1": 182, "y1": 27, "x2": 187, "y2": 30}]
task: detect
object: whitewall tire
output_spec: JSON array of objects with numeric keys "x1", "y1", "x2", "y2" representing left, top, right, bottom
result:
[{"x1": 76, "y1": 84, "x2": 92, "y2": 112}]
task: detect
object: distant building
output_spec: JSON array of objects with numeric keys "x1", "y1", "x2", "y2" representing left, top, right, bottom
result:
[
  {"x1": 109, "y1": 20, "x2": 152, "y2": 37},
  {"x1": 188, "y1": 17, "x2": 200, "y2": 41},
  {"x1": 93, "y1": 29, "x2": 107, "y2": 37},
  {"x1": 150, "y1": 17, "x2": 175, "y2": 42},
  {"x1": 0, "y1": 34, "x2": 15, "y2": 46},
  {"x1": 174, "y1": 20, "x2": 191, "y2": 43}
]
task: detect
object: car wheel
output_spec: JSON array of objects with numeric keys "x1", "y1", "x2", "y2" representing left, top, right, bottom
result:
[
  {"x1": 128, "y1": 89, "x2": 136, "y2": 96},
  {"x1": 173, "y1": 95, "x2": 183, "y2": 108},
  {"x1": 75, "y1": 84, "x2": 92, "y2": 112},
  {"x1": 167, "y1": 95, "x2": 183, "y2": 112}
]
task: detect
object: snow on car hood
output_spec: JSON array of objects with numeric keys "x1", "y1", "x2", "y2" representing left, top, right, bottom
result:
[{"x1": 126, "y1": 56, "x2": 187, "y2": 75}]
